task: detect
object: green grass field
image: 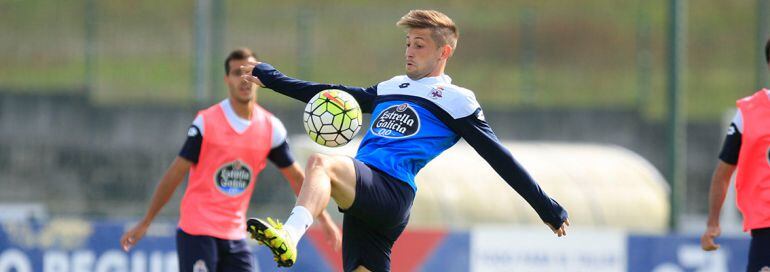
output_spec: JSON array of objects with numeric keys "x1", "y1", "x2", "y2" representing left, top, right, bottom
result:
[{"x1": 0, "y1": 0, "x2": 762, "y2": 121}]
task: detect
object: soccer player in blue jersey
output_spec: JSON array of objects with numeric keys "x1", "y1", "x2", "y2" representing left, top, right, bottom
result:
[{"x1": 241, "y1": 10, "x2": 569, "y2": 272}]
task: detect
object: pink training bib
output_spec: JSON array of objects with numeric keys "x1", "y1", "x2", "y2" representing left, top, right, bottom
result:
[
  {"x1": 736, "y1": 89, "x2": 770, "y2": 232},
  {"x1": 178, "y1": 103, "x2": 272, "y2": 240}
]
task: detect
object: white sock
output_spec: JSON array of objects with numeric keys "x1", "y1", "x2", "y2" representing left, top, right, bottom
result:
[{"x1": 284, "y1": 206, "x2": 313, "y2": 243}]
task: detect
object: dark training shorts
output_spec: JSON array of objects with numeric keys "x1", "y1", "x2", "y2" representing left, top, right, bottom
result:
[
  {"x1": 176, "y1": 228, "x2": 254, "y2": 272},
  {"x1": 340, "y1": 158, "x2": 416, "y2": 272},
  {"x1": 748, "y1": 227, "x2": 770, "y2": 272}
]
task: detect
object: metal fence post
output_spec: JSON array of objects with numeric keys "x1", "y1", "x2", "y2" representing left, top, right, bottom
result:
[
  {"x1": 667, "y1": 0, "x2": 687, "y2": 231},
  {"x1": 636, "y1": 0, "x2": 652, "y2": 112},
  {"x1": 518, "y1": 8, "x2": 536, "y2": 105},
  {"x1": 194, "y1": 0, "x2": 212, "y2": 104},
  {"x1": 297, "y1": 8, "x2": 313, "y2": 80},
  {"x1": 757, "y1": 0, "x2": 769, "y2": 90},
  {"x1": 84, "y1": 0, "x2": 96, "y2": 96}
]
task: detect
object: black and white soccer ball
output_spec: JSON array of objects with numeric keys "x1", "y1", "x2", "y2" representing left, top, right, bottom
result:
[{"x1": 303, "y1": 89, "x2": 362, "y2": 147}]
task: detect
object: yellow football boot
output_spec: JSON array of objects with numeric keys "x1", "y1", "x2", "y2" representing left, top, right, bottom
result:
[{"x1": 247, "y1": 217, "x2": 297, "y2": 267}]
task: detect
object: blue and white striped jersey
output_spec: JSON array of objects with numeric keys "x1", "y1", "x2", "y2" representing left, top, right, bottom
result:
[
  {"x1": 357, "y1": 74, "x2": 477, "y2": 190},
  {"x1": 252, "y1": 63, "x2": 567, "y2": 227}
]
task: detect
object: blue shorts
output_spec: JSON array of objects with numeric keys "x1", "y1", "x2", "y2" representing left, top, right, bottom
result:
[
  {"x1": 749, "y1": 227, "x2": 770, "y2": 271},
  {"x1": 176, "y1": 229, "x2": 254, "y2": 272},
  {"x1": 340, "y1": 159, "x2": 415, "y2": 272}
]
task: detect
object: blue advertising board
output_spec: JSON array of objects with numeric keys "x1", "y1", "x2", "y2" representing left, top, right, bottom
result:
[
  {"x1": 0, "y1": 220, "x2": 754, "y2": 272},
  {"x1": 628, "y1": 234, "x2": 750, "y2": 272}
]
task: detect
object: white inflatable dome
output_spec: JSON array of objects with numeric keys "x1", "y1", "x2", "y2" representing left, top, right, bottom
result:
[{"x1": 289, "y1": 136, "x2": 669, "y2": 232}]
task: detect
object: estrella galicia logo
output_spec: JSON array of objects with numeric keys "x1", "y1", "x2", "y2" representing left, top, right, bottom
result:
[
  {"x1": 371, "y1": 103, "x2": 420, "y2": 138},
  {"x1": 214, "y1": 160, "x2": 252, "y2": 196},
  {"x1": 399, "y1": 83, "x2": 410, "y2": 88}
]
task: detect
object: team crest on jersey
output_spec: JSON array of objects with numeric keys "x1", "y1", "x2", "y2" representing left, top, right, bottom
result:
[
  {"x1": 187, "y1": 126, "x2": 199, "y2": 137},
  {"x1": 214, "y1": 160, "x2": 252, "y2": 196},
  {"x1": 371, "y1": 103, "x2": 420, "y2": 138},
  {"x1": 429, "y1": 86, "x2": 444, "y2": 100}
]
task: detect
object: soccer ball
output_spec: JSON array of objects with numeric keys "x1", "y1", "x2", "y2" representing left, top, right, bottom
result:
[{"x1": 303, "y1": 89, "x2": 362, "y2": 147}]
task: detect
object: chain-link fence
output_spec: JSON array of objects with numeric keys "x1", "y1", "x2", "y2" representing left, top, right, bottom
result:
[{"x1": 1, "y1": 0, "x2": 768, "y2": 227}]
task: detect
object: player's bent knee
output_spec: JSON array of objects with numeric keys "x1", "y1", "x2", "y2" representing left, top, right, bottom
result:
[
  {"x1": 307, "y1": 153, "x2": 339, "y2": 177},
  {"x1": 306, "y1": 153, "x2": 328, "y2": 169},
  {"x1": 307, "y1": 153, "x2": 351, "y2": 181},
  {"x1": 307, "y1": 152, "x2": 328, "y2": 162}
]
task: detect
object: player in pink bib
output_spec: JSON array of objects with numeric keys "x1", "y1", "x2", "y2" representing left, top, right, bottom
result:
[
  {"x1": 702, "y1": 39, "x2": 770, "y2": 271},
  {"x1": 120, "y1": 48, "x2": 341, "y2": 271}
]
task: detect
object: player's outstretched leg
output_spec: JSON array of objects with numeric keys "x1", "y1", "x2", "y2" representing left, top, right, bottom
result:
[
  {"x1": 247, "y1": 217, "x2": 296, "y2": 267},
  {"x1": 247, "y1": 153, "x2": 356, "y2": 268}
]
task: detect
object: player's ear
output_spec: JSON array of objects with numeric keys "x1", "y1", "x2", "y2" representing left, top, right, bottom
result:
[{"x1": 441, "y1": 45, "x2": 453, "y2": 60}]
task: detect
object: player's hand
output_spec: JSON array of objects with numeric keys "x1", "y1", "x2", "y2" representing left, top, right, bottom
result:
[
  {"x1": 701, "y1": 225, "x2": 721, "y2": 251},
  {"x1": 120, "y1": 221, "x2": 150, "y2": 252},
  {"x1": 240, "y1": 61, "x2": 265, "y2": 87},
  {"x1": 321, "y1": 220, "x2": 342, "y2": 252},
  {"x1": 546, "y1": 219, "x2": 569, "y2": 237},
  {"x1": 319, "y1": 213, "x2": 342, "y2": 251}
]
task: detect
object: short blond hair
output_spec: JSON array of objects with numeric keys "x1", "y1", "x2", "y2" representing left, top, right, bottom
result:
[{"x1": 396, "y1": 10, "x2": 458, "y2": 50}]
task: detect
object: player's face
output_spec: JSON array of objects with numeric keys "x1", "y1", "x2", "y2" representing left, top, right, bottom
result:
[
  {"x1": 405, "y1": 28, "x2": 447, "y2": 80},
  {"x1": 225, "y1": 57, "x2": 259, "y2": 103}
]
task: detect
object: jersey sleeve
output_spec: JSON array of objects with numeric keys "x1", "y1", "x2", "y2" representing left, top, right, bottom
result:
[
  {"x1": 447, "y1": 108, "x2": 568, "y2": 228},
  {"x1": 269, "y1": 115, "x2": 288, "y2": 149},
  {"x1": 267, "y1": 141, "x2": 295, "y2": 169},
  {"x1": 718, "y1": 111, "x2": 742, "y2": 165},
  {"x1": 179, "y1": 124, "x2": 203, "y2": 163},
  {"x1": 266, "y1": 115, "x2": 294, "y2": 168},
  {"x1": 252, "y1": 63, "x2": 378, "y2": 113}
]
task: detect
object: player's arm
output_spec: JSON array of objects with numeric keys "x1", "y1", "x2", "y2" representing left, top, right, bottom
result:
[
  {"x1": 138, "y1": 156, "x2": 192, "y2": 225},
  {"x1": 268, "y1": 142, "x2": 342, "y2": 251},
  {"x1": 702, "y1": 113, "x2": 741, "y2": 251},
  {"x1": 267, "y1": 141, "x2": 303, "y2": 195},
  {"x1": 242, "y1": 62, "x2": 378, "y2": 113},
  {"x1": 121, "y1": 123, "x2": 202, "y2": 251},
  {"x1": 701, "y1": 161, "x2": 736, "y2": 251},
  {"x1": 447, "y1": 109, "x2": 569, "y2": 235},
  {"x1": 121, "y1": 156, "x2": 192, "y2": 251}
]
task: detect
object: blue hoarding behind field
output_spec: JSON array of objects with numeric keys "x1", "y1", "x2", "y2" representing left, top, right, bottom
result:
[
  {"x1": 0, "y1": 220, "x2": 467, "y2": 272},
  {"x1": 0, "y1": 220, "x2": 752, "y2": 272},
  {"x1": 627, "y1": 235, "x2": 750, "y2": 272},
  {"x1": 0, "y1": 220, "x2": 179, "y2": 272}
]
